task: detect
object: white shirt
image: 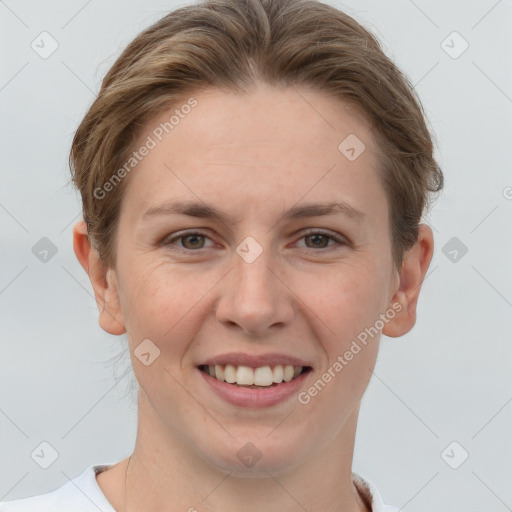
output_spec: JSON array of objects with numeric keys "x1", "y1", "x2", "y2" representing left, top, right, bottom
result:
[{"x1": 0, "y1": 462, "x2": 399, "y2": 511}]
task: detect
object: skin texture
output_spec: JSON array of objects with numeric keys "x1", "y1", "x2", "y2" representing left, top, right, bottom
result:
[{"x1": 73, "y1": 83, "x2": 434, "y2": 512}]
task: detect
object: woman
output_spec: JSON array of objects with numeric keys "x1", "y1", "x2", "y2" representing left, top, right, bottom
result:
[{"x1": 0, "y1": 0, "x2": 443, "y2": 510}]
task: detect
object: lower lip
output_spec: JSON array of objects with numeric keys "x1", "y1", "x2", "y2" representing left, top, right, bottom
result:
[{"x1": 198, "y1": 368, "x2": 310, "y2": 408}]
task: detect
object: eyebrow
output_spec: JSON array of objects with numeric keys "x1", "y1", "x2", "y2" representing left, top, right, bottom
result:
[{"x1": 142, "y1": 199, "x2": 366, "y2": 225}]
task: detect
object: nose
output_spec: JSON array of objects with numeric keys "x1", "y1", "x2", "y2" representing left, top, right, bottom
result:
[{"x1": 215, "y1": 243, "x2": 295, "y2": 336}]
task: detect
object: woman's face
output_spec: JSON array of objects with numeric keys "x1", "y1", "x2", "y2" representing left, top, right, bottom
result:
[{"x1": 103, "y1": 84, "x2": 403, "y2": 474}]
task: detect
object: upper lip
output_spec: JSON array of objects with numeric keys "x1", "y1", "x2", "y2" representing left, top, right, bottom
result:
[{"x1": 199, "y1": 352, "x2": 312, "y2": 368}]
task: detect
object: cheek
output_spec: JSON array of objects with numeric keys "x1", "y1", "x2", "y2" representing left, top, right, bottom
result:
[
  {"x1": 119, "y1": 260, "x2": 216, "y2": 351},
  {"x1": 307, "y1": 260, "x2": 388, "y2": 401},
  {"x1": 302, "y1": 269, "x2": 383, "y2": 416},
  {"x1": 313, "y1": 260, "x2": 389, "y2": 341}
]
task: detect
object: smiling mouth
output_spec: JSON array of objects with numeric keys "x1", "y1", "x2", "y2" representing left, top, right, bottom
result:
[{"x1": 198, "y1": 364, "x2": 312, "y2": 388}]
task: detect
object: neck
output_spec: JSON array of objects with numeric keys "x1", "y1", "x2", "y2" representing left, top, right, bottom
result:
[{"x1": 101, "y1": 396, "x2": 371, "y2": 512}]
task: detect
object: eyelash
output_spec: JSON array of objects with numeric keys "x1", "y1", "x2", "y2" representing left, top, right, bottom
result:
[{"x1": 162, "y1": 229, "x2": 348, "y2": 253}]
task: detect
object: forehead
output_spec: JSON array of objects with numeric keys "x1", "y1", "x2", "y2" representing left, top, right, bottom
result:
[
  {"x1": 158, "y1": 84, "x2": 376, "y2": 160},
  {"x1": 120, "y1": 84, "x2": 388, "y2": 227}
]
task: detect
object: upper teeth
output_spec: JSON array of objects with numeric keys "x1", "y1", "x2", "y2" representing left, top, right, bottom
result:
[{"x1": 206, "y1": 364, "x2": 302, "y2": 386}]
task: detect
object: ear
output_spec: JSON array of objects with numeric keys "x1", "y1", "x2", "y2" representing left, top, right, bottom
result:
[
  {"x1": 382, "y1": 223, "x2": 434, "y2": 338},
  {"x1": 72, "y1": 220, "x2": 126, "y2": 335}
]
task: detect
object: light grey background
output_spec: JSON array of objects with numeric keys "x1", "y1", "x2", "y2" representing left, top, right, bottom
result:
[{"x1": 1, "y1": 1, "x2": 511, "y2": 510}]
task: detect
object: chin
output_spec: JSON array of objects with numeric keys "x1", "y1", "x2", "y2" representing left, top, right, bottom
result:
[{"x1": 197, "y1": 430, "x2": 308, "y2": 477}]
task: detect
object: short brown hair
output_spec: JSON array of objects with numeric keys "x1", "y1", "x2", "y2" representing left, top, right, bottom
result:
[{"x1": 69, "y1": 0, "x2": 443, "y2": 270}]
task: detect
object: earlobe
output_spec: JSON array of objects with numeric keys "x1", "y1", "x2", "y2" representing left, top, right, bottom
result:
[
  {"x1": 72, "y1": 220, "x2": 126, "y2": 336},
  {"x1": 382, "y1": 224, "x2": 434, "y2": 338}
]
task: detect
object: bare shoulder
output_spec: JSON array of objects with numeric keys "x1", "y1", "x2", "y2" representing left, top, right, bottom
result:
[{"x1": 96, "y1": 458, "x2": 130, "y2": 512}]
